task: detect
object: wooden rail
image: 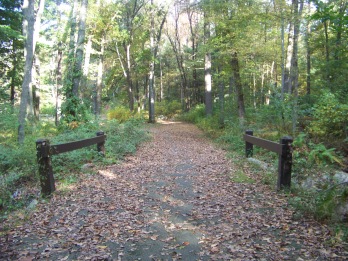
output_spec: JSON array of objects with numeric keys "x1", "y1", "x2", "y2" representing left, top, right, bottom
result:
[
  {"x1": 244, "y1": 130, "x2": 293, "y2": 190},
  {"x1": 36, "y1": 131, "x2": 106, "y2": 196}
]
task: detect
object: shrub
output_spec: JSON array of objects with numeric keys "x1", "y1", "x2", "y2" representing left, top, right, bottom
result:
[
  {"x1": 107, "y1": 106, "x2": 132, "y2": 123},
  {"x1": 156, "y1": 100, "x2": 182, "y2": 118},
  {"x1": 178, "y1": 104, "x2": 205, "y2": 123},
  {"x1": 60, "y1": 96, "x2": 92, "y2": 124},
  {"x1": 308, "y1": 92, "x2": 348, "y2": 140},
  {"x1": 40, "y1": 105, "x2": 56, "y2": 116}
]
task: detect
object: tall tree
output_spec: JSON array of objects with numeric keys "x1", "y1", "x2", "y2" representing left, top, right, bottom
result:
[
  {"x1": 18, "y1": 0, "x2": 45, "y2": 144},
  {"x1": 231, "y1": 52, "x2": 245, "y2": 121},
  {"x1": 72, "y1": 0, "x2": 88, "y2": 97},
  {"x1": 148, "y1": 0, "x2": 156, "y2": 123},
  {"x1": 204, "y1": 9, "x2": 212, "y2": 117}
]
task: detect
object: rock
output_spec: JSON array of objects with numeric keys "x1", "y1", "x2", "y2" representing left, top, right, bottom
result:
[
  {"x1": 247, "y1": 158, "x2": 272, "y2": 170},
  {"x1": 27, "y1": 199, "x2": 38, "y2": 210},
  {"x1": 82, "y1": 163, "x2": 95, "y2": 170},
  {"x1": 336, "y1": 201, "x2": 348, "y2": 222},
  {"x1": 334, "y1": 171, "x2": 348, "y2": 184},
  {"x1": 301, "y1": 177, "x2": 317, "y2": 189}
]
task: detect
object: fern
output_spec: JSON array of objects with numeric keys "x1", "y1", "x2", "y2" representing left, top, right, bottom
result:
[{"x1": 308, "y1": 143, "x2": 343, "y2": 166}]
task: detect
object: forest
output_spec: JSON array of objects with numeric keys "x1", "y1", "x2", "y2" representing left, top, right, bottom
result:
[{"x1": 0, "y1": 0, "x2": 348, "y2": 240}]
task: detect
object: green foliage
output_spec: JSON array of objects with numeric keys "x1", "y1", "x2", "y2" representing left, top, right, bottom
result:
[
  {"x1": 292, "y1": 133, "x2": 342, "y2": 181},
  {"x1": 178, "y1": 104, "x2": 205, "y2": 123},
  {"x1": 0, "y1": 114, "x2": 148, "y2": 213},
  {"x1": 40, "y1": 105, "x2": 56, "y2": 116},
  {"x1": 105, "y1": 119, "x2": 148, "y2": 159},
  {"x1": 308, "y1": 92, "x2": 348, "y2": 140},
  {"x1": 231, "y1": 170, "x2": 255, "y2": 184},
  {"x1": 250, "y1": 94, "x2": 293, "y2": 136},
  {"x1": 107, "y1": 106, "x2": 133, "y2": 123},
  {"x1": 308, "y1": 143, "x2": 342, "y2": 166},
  {"x1": 290, "y1": 186, "x2": 348, "y2": 227},
  {"x1": 60, "y1": 96, "x2": 92, "y2": 125},
  {"x1": 156, "y1": 100, "x2": 182, "y2": 118}
]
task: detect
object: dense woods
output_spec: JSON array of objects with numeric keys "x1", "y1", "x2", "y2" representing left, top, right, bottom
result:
[
  {"x1": 0, "y1": 0, "x2": 348, "y2": 239},
  {"x1": 0, "y1": 0, "x2": 347, "y2": 129}
]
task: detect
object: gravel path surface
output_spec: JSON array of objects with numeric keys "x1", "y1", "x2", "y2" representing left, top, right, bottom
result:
[{"x1": 0, "y1": 121, "x2": 346, "y2": 260}]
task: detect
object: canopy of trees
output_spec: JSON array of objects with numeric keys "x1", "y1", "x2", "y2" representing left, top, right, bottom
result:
[{"x1": 0, "y1": 0, "x2": 347, "y2": 143}]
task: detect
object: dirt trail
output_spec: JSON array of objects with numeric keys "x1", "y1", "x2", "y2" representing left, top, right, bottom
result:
[{"x1": 0, "y1": 121, "x2": 346, "y2": 260}]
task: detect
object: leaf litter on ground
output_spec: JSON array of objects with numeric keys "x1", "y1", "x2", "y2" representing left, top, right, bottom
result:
[{"x1": 0, "y1": 121, "x2": 347, "y2": 260}]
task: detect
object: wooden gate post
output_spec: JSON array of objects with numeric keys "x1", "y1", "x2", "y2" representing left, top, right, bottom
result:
[
  {"x1": 277, "y1": 136, "x2": 293, "y2": 190},
  {"x1": 96, "y1": 131, "x2": 105, "y2": 156},
  {"x1": 36, "y1": 139, "x2": 55, "y2": 196},
  {"x1": 245, "y1": 130, "x2": 253, "y2": 157}
]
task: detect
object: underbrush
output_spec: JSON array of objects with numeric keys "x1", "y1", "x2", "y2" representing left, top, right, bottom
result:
[
  {"x1": 156, "y1": 100, "x2": 182, "y2": 119},
  {"x1": 0, "y1": 107, "x2": 148, "y2": 215}
]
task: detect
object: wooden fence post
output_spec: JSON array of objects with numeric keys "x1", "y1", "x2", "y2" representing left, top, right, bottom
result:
[
  {"x1": 277, "y1": 136, "x2": 293, "y2": 190},
  {"x1": 36, "y1": 139, "x2": 55, "y2": 196},
  {"x1": 96, "y1": 131, "x2": 105, "y2": 156},
  {"x1": 245, "y1": 130, "x2": 253, "y2": 157}
]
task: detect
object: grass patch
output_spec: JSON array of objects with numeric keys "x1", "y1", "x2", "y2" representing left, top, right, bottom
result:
[
  {"x1": 0, "y1": 114, "x2": 149, "y2": 215},
  {"x1": 231, "y1": 170, "x2": 255, "y2": 184}
]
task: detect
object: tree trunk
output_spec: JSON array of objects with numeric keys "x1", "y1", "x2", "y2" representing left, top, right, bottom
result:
[
  {"x1": 231, "y1": 52, "x2": 245, "y2": 121},
  {"x1": 305, "y1": 0, "x2": 311, "y2": 97},
  {"x1": 95, "y1": 32, "x2": 105, "y2": 116},
  {"x1": 283, "y1": 9, "x2": 294, "y2": 94},
  {"x1": 33, "y1": 54, "x2": 40, "y2": 119},
  {"x1": 143, "y1": 75, "x2": 148, "y2": 111},
  {"x1": 72, "y1": 0, "x2": 88, "y2": 97},
  {"x1": 65, "y1": 0, "x2": 78, "y2": 96},
  {"x1": 218, "y1": 77, "x2": 225, "y2": 128},
  {"x1": 55, "y1": 41, "x2": 63, "y2": 126},
  {"x1": 10, "y1": 43, "x2": 17, "y2": 107},
  {"x1": 204, "y1": 52, "x2": 213, "y2": 116},
  {"x1": 81, "y1": 34, "x2": 92, "y2": 96},
  {"x1": 290, "y1": 0, "x2": 303, "y2": 134},
  {"x1": 204, "y1": 12, "x2": 213, "y2": 117},
  {"x1": 148, "y1": 0, "x2": 155, "y2": 123},
  {"x1": 125, "y1": 43, "x2": 134, "y2": 111},
  {"x1": 18, "y1": 0, "x2": 44, "y2": 144},
  {"x1": 187, "y1": 8, "x2": 199, "y2": 106},
  {"x1": 159, "y1": 56, "x2": 163, "y2": 102},
  {"x1": 281, "y1": 14, "x2": 285, "y2": 99}
]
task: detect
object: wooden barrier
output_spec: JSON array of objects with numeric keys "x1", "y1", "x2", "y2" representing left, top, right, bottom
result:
[
  {"x1": 244, "y1": 130, "x2": 293, "y2": 190},
  {"x1": 36, "y1": 131, "x2": 106, "y2": 196}
]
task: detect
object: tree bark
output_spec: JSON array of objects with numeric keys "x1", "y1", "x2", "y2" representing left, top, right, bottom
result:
[
  {"x1": 33, "y1": 54, "x2": 40, "y2": 119},
  {"x1": 65, "y1": 0, "x2": 78, "y2": 96},
  {"x1": 281, "y1": 14, "x2": 285, "y2": 99},
  {"x1": 55, "y1": 41, "x2": 63, "y2": 126},
  {"x1": 95, "y1": 33, "x2": 105, "y2": 116},
  {"x1": 148, "y1": 0, "x2": 155, "y2": 123},
  {"x1": 231, "y1": 52, "x2": 245, "y2": 121},
  {"x1": 124, "y1": 43, "x2": 134, "y2": 111},
  {"x1": 204, "y1": 11, "x2": 212, "y2": 117},
  {"x1": 290, "y1": 0, "x2": 303, "y2": 134},
  {"x1": 18, "y1": 0, "x2": 44, "y2": 144},
  {"x1": 283, "y1": 13, "x2": 294, "y2": 95},
  {"x1": 305, "y1": 0, "x2": 311, "y2": 97},
  {"x1": 218, "y1": 76, "x2": 225, "y2": 128},
  {"x1": 72, "y1": 0, "x2": 88, "y2": 97},
  {"x1": 10, "y1": 43, "x2": 17, "y2": 107},
  {"x1": 81, "y1": 34, "x2": 92, "y2": 96}
]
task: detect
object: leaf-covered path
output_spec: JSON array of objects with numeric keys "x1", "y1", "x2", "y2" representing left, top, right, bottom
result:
[{"x1": 1, "y1": 122, "x2": 346, "y2": 260}]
